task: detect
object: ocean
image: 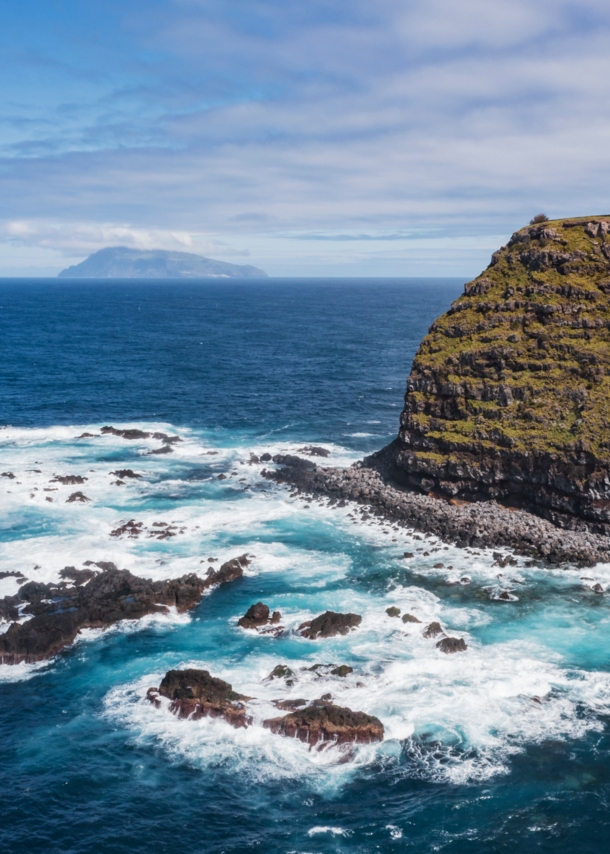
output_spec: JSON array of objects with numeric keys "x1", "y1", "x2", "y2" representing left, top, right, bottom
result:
[{"x1": 1, "y1": 278, "x2": 610, "y2": 854}]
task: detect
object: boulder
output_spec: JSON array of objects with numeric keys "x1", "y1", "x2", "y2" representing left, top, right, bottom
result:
[
  {"x1": 402, "y1": 613, "x2": 421, "y2": 624},
  {"x1": 264, "y1": 664, "x2": 296, "y2": 685},
  {"x1": 263, "y1": 700, "x2": 384, "y2": 746},
  {"x1": 237, "y1": 602, "x2": 281, "y2": 629},
  {"x1": 436, "y1": 637, "x2": 467, "y2": 654},
  {"x1": 386, "y1": 606, "x2": 401, "y2": 618},
  {"x1": 148, "y1": 668, "x2": 251, "y2": 728},
  {"x1": 297, "y1": 610, "x2": 362, "y2": 639}
]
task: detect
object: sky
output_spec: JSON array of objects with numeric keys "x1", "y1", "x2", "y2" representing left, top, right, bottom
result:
[{"x1": 1, "y1": 0, "x2": 610, "y2": 277}]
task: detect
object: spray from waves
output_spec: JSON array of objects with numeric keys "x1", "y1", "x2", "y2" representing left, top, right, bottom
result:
[
  {"x1": 103, "y1": 674, "x2": 381, "y2": 795},
  {"x1": 5, "y1": 422, "x2": 610, "y2": 789}
]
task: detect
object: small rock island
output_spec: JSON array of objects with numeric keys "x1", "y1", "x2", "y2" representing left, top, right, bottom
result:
[{"x1": 58, "y1": 246, "x2": 267, "y2": 279}]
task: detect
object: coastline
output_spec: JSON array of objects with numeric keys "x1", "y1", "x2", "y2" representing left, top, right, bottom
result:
[{"x1": 264, "y1": 443, "x2": 610, "y2": 567}]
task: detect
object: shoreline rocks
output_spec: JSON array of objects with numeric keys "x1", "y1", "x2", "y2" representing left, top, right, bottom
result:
[
  {"x1": 238, "y1": 602, "x2": 282, "y2": 630},
  {"x1": 147, "y1": 668, "x2": 252, "y2": 728},
  {"x1": 263, "y1": 700, "x2": 384, "y2": 746},
  {"x1": 297, "y1": 611, "x2": 362, "y2": 639},
  {"x1": 0, "y1": 555, "x2": 249, "y2": 665},
  {"x1": 263, "y1": 451, "x2": 610, "y2": 566},
  {"x1": 394, "y1": 217, "x2": 610, "y2": 534}
]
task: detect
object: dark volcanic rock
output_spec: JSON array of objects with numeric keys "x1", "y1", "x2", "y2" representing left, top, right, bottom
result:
[
  {"x1": 330, "y1": 665, "x2": 353, "y2": 677},
  {"x1": 392, "y1": 216, "x2": 610, "y2": 535},
  {"x1": 59, "y1": 566, "x2": 96, "y2": 585},
  {"x1": 263, "y1": 700, "x2": 384, "y2": 746},
  {"x1": 402, "y1": 613, "x2": 421, "y2": 624},
  {"x1": 436, "y1": 637, "x2": 467, "y2": 653},
  {"x1": 297, "y1": 446, "x2": 331, "y2": 458},
  {"x1": 51, "y1": 475, "x2": 87, "y2": 485},
  {"x1": 237, "y1": 602, "x2": 281, "y2": 629},
  {"x1": 264, "y1": 448, "x2": 610, "y2": 566},
  {"x1": 0, "y1": 555, "x2": 247, "y2": 665},
  {"x1": 386, "y1": 606, "x2": 401, "y2": 617},
  {"x1": 66, "y1": 491, "x2": 90, "y2": 503},
  {"x1": 111, "y1": 469, "x2": 141, "y2": 479},
  {"x1": 148, "y1": 668, "x2": 251, "y2": 728},
  {"x1": 264, "y1": 664, "x2": 296, "y2": 685},
  {"x1": 297, "y1": 610, "x2": 362, "y2": 639},
  {"x1": 101, "y1": 426, "x2": 181, "y2": 444},
  {"x1": 423, "y1": 621, "x2": 443, "y2": 638}
]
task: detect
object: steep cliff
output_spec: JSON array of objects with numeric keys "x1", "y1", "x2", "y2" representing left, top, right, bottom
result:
[{"x1": 395, "y1": 216, "x2": 610, "y2": 533}]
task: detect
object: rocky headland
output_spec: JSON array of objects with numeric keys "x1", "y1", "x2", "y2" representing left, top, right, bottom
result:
[{"x1": 264, "y1": 216, "x2": 610, "y2": 565}]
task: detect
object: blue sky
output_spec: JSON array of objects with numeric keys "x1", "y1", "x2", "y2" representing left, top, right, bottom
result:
[{"x1": 1, "y1": 0, "x2": 610, "y2": 276}]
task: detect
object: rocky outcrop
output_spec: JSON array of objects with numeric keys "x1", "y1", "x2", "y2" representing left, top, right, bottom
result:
[
  {"x1": 147, "y1": 669, "x2": 251, "y2": 728},
  {"x1": 100, "y1": 426, "x2": 181, "y2": 443},
  {"x1": 436, "y1": 637, "x2": 467, "y2": 654},
  {"x1": 237, "y1": 602, "x2": 281, "y2": 629},
  {"x1": 263, "y1": 452, "x2": 610, "y2": 565},
  {"x1": 393, "y1": 216, "x2": 610, "y2": 534},
  {"x1": 0, "y1": 556, "x2": 248, "y2": 664},
  {"x1": 297, "y1": 610, "x2": 362, "y2": 639},
  {"x1": 263, "y1": 699, "x2": 384, "y2": 746}
]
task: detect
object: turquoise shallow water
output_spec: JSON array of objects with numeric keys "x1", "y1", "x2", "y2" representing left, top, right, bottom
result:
[{"x1": 2, "y1": 279, "x2": 610, "y2": 853}]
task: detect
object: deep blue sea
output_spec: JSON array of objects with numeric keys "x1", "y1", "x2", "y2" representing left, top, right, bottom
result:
[{"x1": 2, "y1": 278, "x2": 610, "y2": 854}]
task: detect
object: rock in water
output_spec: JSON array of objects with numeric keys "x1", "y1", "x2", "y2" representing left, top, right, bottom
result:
[
  {"x1": 0, "y1": 555, "x2": 249, "y2": 664},
  {"x1": 148, "y1": 669, "x2": 251, "y2": 728},
  {"x1": 297, "y1": 610, "x2": 362, "y2": 639},
  {"x1": 393, "y1": 216, "x2": 610, "y2": 533},
  {"x1": 263, "y1": 701, "x2": 384, "y2": 746},
  {"x1": 237, "y1": 602, "x2": 281, "y2": 629},
  {"x1": 436, "y1": 637, "x2": 467, "y2": 653}
]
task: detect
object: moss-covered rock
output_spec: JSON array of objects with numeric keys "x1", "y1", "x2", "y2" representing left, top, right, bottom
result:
[{"x1": 395, "y1": 216, "x2": 610, "y2": 533}]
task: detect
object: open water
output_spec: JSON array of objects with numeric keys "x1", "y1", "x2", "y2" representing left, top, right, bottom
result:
[{"x1": 1, "y1": 279, "x2": 610, "y2": 854}]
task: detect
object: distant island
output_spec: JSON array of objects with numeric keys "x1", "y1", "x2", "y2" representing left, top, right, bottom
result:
[{"x1": 58, "y1": 246, "x2": 267, "y2": 279}]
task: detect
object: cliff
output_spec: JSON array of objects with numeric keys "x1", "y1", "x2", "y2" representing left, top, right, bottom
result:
[
  {"x1": 58, "y1": 247, "x2": 267, "y2": 279},
  {"x1": 394, "y1": 215, "x2": 610, "y2": 533}
]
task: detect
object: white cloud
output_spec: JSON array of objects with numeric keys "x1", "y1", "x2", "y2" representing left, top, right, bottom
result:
[{"x1": 1, "y1": 0, "x2": 610, "y2": 273}]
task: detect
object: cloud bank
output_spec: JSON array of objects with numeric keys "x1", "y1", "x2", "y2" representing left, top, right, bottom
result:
[{"x1": 1, "y1": 0, "x2": 609, "y2": 275}]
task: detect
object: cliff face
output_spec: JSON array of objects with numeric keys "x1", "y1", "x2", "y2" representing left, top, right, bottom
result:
[{"x1": 395, "y1": 216, "x2": 610, "y2": 533}]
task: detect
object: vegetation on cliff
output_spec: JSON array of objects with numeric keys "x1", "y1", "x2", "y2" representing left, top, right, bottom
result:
[{"x1": 395, "y1": 215, "x2": 610, "y2": 532}]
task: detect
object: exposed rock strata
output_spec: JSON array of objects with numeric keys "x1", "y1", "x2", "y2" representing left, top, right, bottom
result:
[
  {"x1": 147, "y1": 668, "x2": 251, "y2": 728},
  {"x1": 264, "y1": 454, "x2": 610, "y2": 565},
  {"x1": 0, "y1": 555, "x2": 249, "y2": 664},
  {"x1": 394, "y1": 216, "x2": 610, "y2": 534}
]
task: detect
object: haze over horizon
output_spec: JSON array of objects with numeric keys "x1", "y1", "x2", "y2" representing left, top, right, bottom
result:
[{"x1": 2, "y1": 0, "x2": 610, "y2": 278}]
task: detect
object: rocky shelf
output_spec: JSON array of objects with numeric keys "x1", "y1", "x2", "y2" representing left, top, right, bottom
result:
[{"x1": 264, "y1": 452, "x2": 610, "y2": 566}]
